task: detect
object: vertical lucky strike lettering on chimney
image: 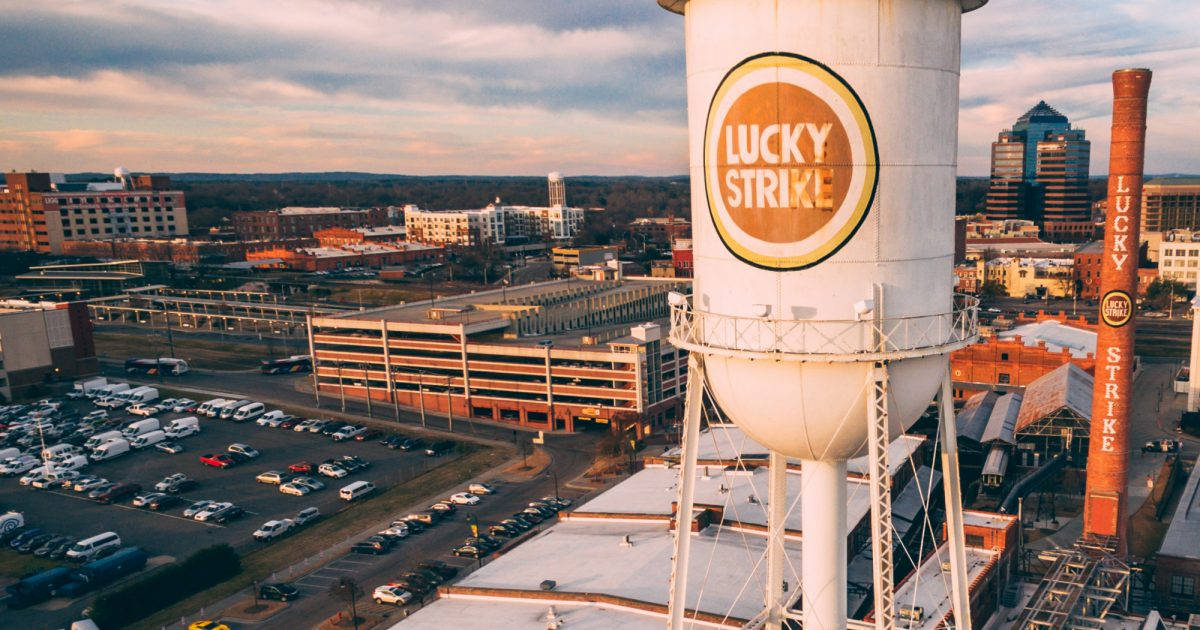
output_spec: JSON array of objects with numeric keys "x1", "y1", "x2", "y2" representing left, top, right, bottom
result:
[
  {"x1": 704, "y1": 53, "x2": 878, "y2": 270},
  {"x1": 1083, "y1": 68, "x2": 1152, "y2": 554}
]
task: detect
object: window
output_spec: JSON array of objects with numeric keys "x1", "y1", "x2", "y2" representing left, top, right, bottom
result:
[
  {"x1": 1170, "y1": 575, "x2": 1195, "y2": 598},
  {"x1": 997, "y1": 373, "x2": 1011, "y2": 384},
  {"x1": 1000, "y1": 352, "x2": 1009, "y2": 361},
  {"x1": 965, "y1": 534, "x2": 985, "y2": 548}
]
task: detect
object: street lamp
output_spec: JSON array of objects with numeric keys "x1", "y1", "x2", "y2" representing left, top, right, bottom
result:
[
  {"x1": 339, "y1": 579, "x2": 360, "y2": 630},
  {"x1": 546, "y1": 467, "x2": 559, "y2": 501}
]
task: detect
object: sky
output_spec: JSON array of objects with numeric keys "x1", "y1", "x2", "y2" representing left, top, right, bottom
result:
[{"x1": 0, "y1": 0, "x2": 1196, "y2": 177}]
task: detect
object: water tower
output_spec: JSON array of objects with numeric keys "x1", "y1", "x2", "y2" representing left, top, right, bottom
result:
[
  {"x1": 548, "y1": 172, "x2": 566, "y2": 208},
  {"x1": 660, "y1": 1, "x2": 985, "y2": 628}
]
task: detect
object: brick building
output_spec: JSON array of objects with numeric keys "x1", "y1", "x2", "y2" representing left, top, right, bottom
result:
[
  {"x1": 1, "y1": 170, "x2": 186, "y2": 253},
  {"x1": 671, "y1": 238, "x2": 694, "y2": 278},
  {"x1": 233, "y1": 206, "x2": 389, "y2": 241},
  {"x1": 313, "y1": 226, "x2": 406, "y2": 247},
  {"x1": 1073, "y1": 240, "x2": 1104, "y2": 299},
  {"x1": 59, "y1": 237, "x2": 317, "y2": 265},
  {"x1": 245, "y1": 241, "x2": 441, "y2": 272},
  {"x1": 628, "y1": 216, "x2": 691, "y2": 246},
  {"x1": 951, "y1": 315, "x2": 1095, "y2": 399}
]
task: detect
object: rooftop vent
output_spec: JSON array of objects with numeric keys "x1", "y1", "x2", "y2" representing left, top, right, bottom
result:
[{"x1": 539, "y1": 579, "x2": 556, "y2": 591}]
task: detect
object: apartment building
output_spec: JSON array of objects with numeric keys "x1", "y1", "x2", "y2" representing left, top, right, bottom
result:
[
  {"x1": 232, "y1": 206, "x2": 390, "y2": 240},
  {"x1": 1158, "y1": 229, "x2": 1200, "y2": 290},
  {"x1": 404, "y1": 203, "x2": 582, "y2": 247}
]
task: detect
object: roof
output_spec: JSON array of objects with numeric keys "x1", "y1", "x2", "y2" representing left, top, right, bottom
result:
[
  {"x1": 454, "y1": 519, "x2": 803, "y2": 622},
  {"x1": 1015, "y1": 363, "x2": 1093, "y2": 432},
  {"x1": 981, "y1": 393, "x2": 1021, "y2": 445},
  {"x1": 1145, "y1": 177, "x2": 1200, "y2": 188},
  {"x1": 1075, "y1": 240, "x2": 1105, "y2": 254},
  {"x1": 997, "y1": 319, "x2": 1095, "y2": 358},
  {"x1": 957, "y1": 391, "x2": 999, "y2": 443},
  {"x1": 1159, "y1": 456, "x2": 1200, "y2": 561},
  {"x1": 393, "y1": 598, "x2": 666, "y2": 630},
  {"x1": 1015, "y1": 100, "x2": 1068, "y2": 126},
  {"x1": 891, "y1": 543, "x2": 998, "y2": 630}
]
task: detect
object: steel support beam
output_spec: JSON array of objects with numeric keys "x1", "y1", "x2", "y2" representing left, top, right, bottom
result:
[
  {"x1": 765, "y1": 450, "x2": 788, "y2": 630},
  {"x1": 867, "y1": 362, "x2": 896, "y2": 630},
  {"x1": 667, "y1": 354, "x2": 705, "y2": 630},
  {"x1": 939, "y1": 373, "x2": 974, "y2": 630}
]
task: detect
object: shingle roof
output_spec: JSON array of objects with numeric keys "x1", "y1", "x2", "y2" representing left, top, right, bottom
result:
[{"x1": 957, "y1": 390, "x2": 999, "y2": 444}]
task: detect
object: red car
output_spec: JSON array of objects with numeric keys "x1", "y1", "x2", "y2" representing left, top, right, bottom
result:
[
  {"x1": 200, "y1": 453, "x2": 236, "y2": 468},
  {"x1": 287, "y1": 461, "x2": 313, "y2": 474},
  {"x1": 355, "y1": 429, "x2": 382, "y2": 442},
  {"x1": 96, "y1": 483, "x2": 142, "y2": 504},
  {"x1": 279, "y1": 417, "x2": 300, "y2": 430}
]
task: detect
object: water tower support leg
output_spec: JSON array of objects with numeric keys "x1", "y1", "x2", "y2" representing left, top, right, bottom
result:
[
  {"x1": 668, "y1": 355, "x2": 704, "y2": 630},
  {"x1": 938, "y1": 373, "x2": 973, "y2": 630},
  {"x1": 765, "y1": 450, "x2": 788, "y2": 630},
  {"x1": 867, "y1": 362, "x2": 895, "y2": 630}
]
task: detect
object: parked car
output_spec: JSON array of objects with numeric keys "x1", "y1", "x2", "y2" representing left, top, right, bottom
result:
[
  {"x1": 86, "y1": 483, "x2": 118, "y2": 500},
  {"x1": 288, "y1": 461, "x2": 313, "y2": 474},
  {"x1": 449, "y1": 492, "x2": 481, "y2": 506},
  {"x1": 171, "y1": 399, "x2": 197, "y2": 413},
  {"x1": 132, "y1": 492, "x2": 167, "y2": 508},
  {"x1": 227, "y1": 443, "x2": 259, "y2": 459},
  {"x1": 200, "y1": 453, "x2": 236, "y2": 468},
  {"x1": 193, "y1": 502, "x2": 232, "y2": 521},
  {"x1": 379, "y1": 435, "x2": 404, "y2": 448},
  {"x1": 146, "y1": 494, "x2": 183, "y2": 511},
  {"x1": 253, "y1": 519, "x2": 294, "y2": 541},
  {"x1": 34, "y1": 535, "x2": 71, "y2": 558},
  {"x1": 372, "y1": 585, "x2": 412, "y2": 606},
  {"x1": 291, "y1": 476, "x2": 324, "y2": 491},
  {"x1": 183, "y1": 500, "x2": 216, "y2": 518},
  {"x1": 415, "y1": 560, "x2": 458, "y2": 580},
  {"x1": 331, "y1": 425, "x2": 366, "y2": 442},
  {"x1": 452, "y1": 544, "x2": 484, "y2": 558},
  {"x1": 318, "y1": 462, "x2": 348, "y2": 478},
  {"x1": 256, "y1": 470, "x2": 290, "y2": 485},
  {"x1": 424, "y1": 440, "x2": 455, "y2": 457},
  {"x1": 351, "y1": 538, "x2": 390, "y2": 555},
  {"x1": 209, "y1": 505, "x2": 246, "y2": 524},
  {"x1": 187, "y1": 620, "x2": 230, "y2": 630},
  {"x1": 469, "y1": 482, "x2": 496, "y2": 495},
  {"x1": 279, "y1": 481, "x2": 311, "y2": 496},
  {"x1": 293, "y1": 419, "x2": 318, "y2": 433},
  {"x1": 258, "y1": 582, "x2": 300, "y2": 602},
  {"x1": 73, "y1": 476, "x2": 109, "y2": 493},
  {"x1": 154, "y1": 473, "x2": 189, "y2": 492},
  {"x1": 156, "y1": 441, "x2": 185, "y2": 454},
  {"x1": 1142, "y1": 439, "x2": 1182, "y2": 453},
  {"x1": 355, "y1": 428, "x2": 381, "y2": 442},
  {"x1": 96, "y1": 483, "x2": 141, "y2": 504},
  {"x1": 397, "y1": 437, "x2": 424, "y2": 452},
  {"x1": 294, "y1": 507, "x2": 320, "y2": 526}
]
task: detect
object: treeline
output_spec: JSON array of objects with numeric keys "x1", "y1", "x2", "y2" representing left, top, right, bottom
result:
[{"x1": 163, "y1": 174, "x2": 1113, "y2": 234}]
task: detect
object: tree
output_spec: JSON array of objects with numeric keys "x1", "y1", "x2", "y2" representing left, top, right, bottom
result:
[
  {"x1": 1144, "y1": 277, "x2": 1193, "y2": 311},
  {"x1": 980, "y1": 280, "x2": 1008, "y2": 297},
  {"x1": 328, "y1": 577, "x2": 364, "y2": 629}
]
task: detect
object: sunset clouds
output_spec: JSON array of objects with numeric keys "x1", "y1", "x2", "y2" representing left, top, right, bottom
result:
[{"x1": 0, "y1": 0, "x2": 1195, "y2": 175}]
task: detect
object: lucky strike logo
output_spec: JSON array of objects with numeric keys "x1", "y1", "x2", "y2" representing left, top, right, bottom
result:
[
  {"x1": 1100, "y1": 290, "x2": 1133, "y2": 327},
  {"x1": 704, "y1": 53, "x2": 877, "y2": 270}
]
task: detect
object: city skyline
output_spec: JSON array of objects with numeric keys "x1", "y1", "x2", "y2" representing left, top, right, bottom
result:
[{"x1": 1, "y1": 0, "x2": 1196, "y2": 176}]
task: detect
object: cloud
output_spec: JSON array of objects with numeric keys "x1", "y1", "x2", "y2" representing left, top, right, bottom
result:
[{"x1": 0, "y1": 0, "x2": 1195, "y2": 176}]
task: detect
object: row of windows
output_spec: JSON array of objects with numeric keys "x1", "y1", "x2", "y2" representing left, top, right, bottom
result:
[
  {"x1": 64, "y1": 206, "x2": 175, "y2": 214},
  {"x1": 63, "y1": 215, "x2": 172, "y2": 225},
  {"x1": 61, "y1": 226, "x2": 176, "y2": 236},
  {"x1": 62, "y1": 196, "x2": 174, "y2": 204}
]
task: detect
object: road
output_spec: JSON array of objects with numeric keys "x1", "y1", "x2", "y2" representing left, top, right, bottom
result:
[{"x1": 93, "y1": 364, "x2": 603, "y2": 629}]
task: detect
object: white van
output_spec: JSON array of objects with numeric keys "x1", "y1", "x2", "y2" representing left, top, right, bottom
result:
[
  {"x1": 231, "y1": 402, "x2": 265, "y2": 423},
  {"x1": 90, "y1": 439, "x2": 130, "y2": 462},
  {"x1": 52, "y1": 455, "x2": 89, "y2": 471},
  {"x1": 0, "y1": 447, "x2": 20, "y2": 461},
  {"x1": 65, "y1": 532, "x2": 122, "y2": 562},
  {"x1": 40, "y1": 444, "x2": 81, "y2": 460},
  {"x1": 219, "y1": 400, "x2": 252, "y2": 420},
  {"x1": 130, "y1": 430, "x2": 167, "y2": 450},
  {"x1": 125, "y1": 386, "x2": 160, "y2": 405},
  {"x1": 196, "y1": 398, "x2": 227, "y2": 416},
  {"x1": 164, "y1": 416, "x2": 200, "y2": 439},
  {"x1": 94, "y1": 383, "x2": 130, "y2": 400},
  {"x1": 339, "y1": 480, "x2": 376, "y2": 501},
  {"x1": 122, "y1": 418, "x2": 161, "y2": 439},
  {"x1": 85, "y1": 431, "x2": 124, "y2": 451}
]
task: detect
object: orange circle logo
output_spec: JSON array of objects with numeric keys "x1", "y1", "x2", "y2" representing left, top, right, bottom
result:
[
  {"x1": 1100, "y1": 290, "x2": 1133, "y2": 327},
  {"x1": 704, "y1": 53, "x2": 877, "y2": 270}
]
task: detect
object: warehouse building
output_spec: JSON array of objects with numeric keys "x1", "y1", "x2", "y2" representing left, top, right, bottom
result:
[
  {"x1": 308, "y1": 276, "x2": 688, "y2": 435},
  {"x1": 0, "y1": 300, "x2": 98, "y2": 401}
]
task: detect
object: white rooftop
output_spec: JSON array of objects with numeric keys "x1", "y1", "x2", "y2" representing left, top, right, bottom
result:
[
  {"x1": 455, "y1": 519, "x2": 802, "y2": 622},
  {"x1": 279, "y1": 206, "x2": 356, "y2": 215},
  {"x1": 996, "y1": 319, "x2": 1096, "y2": 358},
  {"x1": 576, "y1": 464, "x2": 872, "y2": 534},
  {"x1": 1158, "y1": 454, "x2": 1200, "y2": 561},
  {"x1": 892, "y1": 543, "x2": 997, "y2": 630},
  {"x1": 392, "y1": 597, "x2": 669, "y2": 630},
  {"x1": 354, "y1": 225, "x2": 406, "y2": 236}
]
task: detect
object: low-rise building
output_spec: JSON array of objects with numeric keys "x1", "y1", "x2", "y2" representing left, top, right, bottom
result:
[
  {"x1": 245, "y1": 241, "x2": 442, "y2": 272},
  {"x1": 313, "y1": 226, "x2": 406, "y2": 247},
  {"x1": 308, "y1": 276, "x2": 688, "y2": 435},
  {"x1": 983, "y1": 256, "x2": 1075, "y2": 298},
  {"x1": 951, "y1": 314, "x2": 1095, "y2": 399},
  {"x1": 672, "y1": 238, "x2": 694, "y2": 278},
  {"x1": 551, "y1": 246, "x2": 619, "y2": 275},
  {"x1": 0, "y1": 300, "x2": 98, "y2": 401},
  {"x1": 59, "y1": 237, "x2": 318, "y2": 265},
  {"x1": 404, "y1": 202, "x2": 583, "y2": 247},
  {"x1": 628, "y1": 216, "x2": 691, "y2": 246},
  {"x1": 1073, "y1": 240, "x2": 1104, "y2": 299},
  {"x1": 1156, "y1": 457, "x2": 1200, "y2": 616},
  {"x1": 233, "y1": 206, "x2": 390, "y2": 241}
]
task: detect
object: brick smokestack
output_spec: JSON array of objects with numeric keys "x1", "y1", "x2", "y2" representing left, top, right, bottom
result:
[{"x1": 1082, "y1": 68, "x2": 1151, "y2": 556}]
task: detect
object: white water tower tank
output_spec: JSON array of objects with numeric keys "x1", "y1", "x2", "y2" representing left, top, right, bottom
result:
[{"x1": 671, "y1": 0, "x2": 982, "y2": 461}]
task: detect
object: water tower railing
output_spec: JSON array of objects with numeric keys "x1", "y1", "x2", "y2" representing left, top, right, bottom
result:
[{"x1": 668, "y1": 294, "x2": 979, "y2": 362}]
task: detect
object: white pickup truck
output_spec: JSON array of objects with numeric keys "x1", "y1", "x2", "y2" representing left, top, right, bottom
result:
[{"x1": 253, "y1": 519, "x2": 294, "y2": 541}]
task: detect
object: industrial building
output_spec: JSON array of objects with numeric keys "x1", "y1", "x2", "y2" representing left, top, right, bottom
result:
[
  {"x1": 14, "y1": 260, "x2": 170, "y2": 299},
  {"x1": 244, "y1": 241, "x2": 442, "y2": 272},
  {"x1": 58, "y1": 236, "x2": 318, "y2": 265},
  {"x1": 951, "y1": 315, "x2": 1096, "y2": 399},
  {"x1": 0, "y1": 300, "x2": 98, "y2": 401},
  {"x1": 1155, "y1": 458, "x2": 1200, "y2": 617},
  {"x1": 308, "y1": 275, "x2": 688, "y2": 434},
  {"x1": 392, "y1": 425, "x2": 1018, "y2": 630},
  {"x1": 550, "y1": 246, "x2": 619, "y2": 274},
  {"x1": 232, "y1": 206, "x2": 391, "y2": 241},
  {"x1": 0, "y1": 169, "x2": 187, "y2": 253}
]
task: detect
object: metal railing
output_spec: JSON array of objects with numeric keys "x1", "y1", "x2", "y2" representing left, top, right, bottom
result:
[{"x1": 668, "y1": 293, "x2": 979, "y2": 362}]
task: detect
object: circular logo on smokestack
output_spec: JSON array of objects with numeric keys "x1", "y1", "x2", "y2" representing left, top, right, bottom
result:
[
  {"x1": 1100, "y1": 290, "x2": 1133, "y2": 327},
  {"x1": 704, "y1": 53, "x2": 878, "y2": 270}
]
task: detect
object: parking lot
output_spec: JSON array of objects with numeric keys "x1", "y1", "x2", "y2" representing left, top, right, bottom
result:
[{"x1": 0, "y1": 393, "x2": 470, "y2": 621}]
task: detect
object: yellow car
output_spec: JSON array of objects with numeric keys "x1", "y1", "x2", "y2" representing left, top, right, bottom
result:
[{"x1": 188, "y1": 620, "x2": 230, "y2": 630}]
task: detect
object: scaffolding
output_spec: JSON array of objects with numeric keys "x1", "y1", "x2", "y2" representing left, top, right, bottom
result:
[{"x1": 1015, "y1": 538, "x2": 1130, "y2": 630}]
